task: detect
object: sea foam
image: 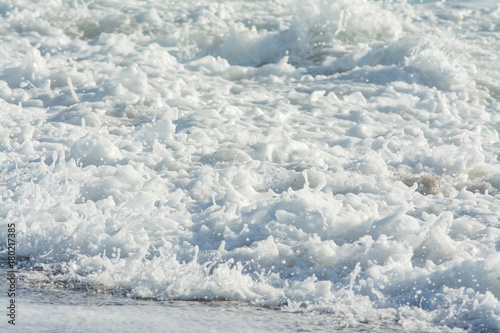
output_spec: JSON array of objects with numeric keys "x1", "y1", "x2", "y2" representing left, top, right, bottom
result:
[{"x1": 1, "y1": 0, "x2": 500, "y2": 331}]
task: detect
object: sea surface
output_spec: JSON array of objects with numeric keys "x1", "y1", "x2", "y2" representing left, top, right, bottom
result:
[{"x1": 1, "y1": 0, "x2": 500, "y2": 331}]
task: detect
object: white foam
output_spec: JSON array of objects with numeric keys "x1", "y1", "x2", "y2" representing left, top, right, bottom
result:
[{"x1": 1, "y1": 0, "x2": 500, "y2": 331}]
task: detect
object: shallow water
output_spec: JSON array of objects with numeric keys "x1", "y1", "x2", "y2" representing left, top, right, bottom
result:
[
  {"x1": 1, "y1": 267, "x2": 464, "y2": 332},
  {"x1": 1, "y1": 0, "x2": 500, "y2": 331}
]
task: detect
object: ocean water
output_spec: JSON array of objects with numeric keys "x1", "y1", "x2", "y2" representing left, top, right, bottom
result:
[{"x1": 1, "y1": 0, "x2": 500, "y2": 331}]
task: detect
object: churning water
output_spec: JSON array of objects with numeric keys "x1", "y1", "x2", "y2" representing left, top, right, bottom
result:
[{"x1": 1, "y1": 0, "x2": 500, "y2": 331}]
